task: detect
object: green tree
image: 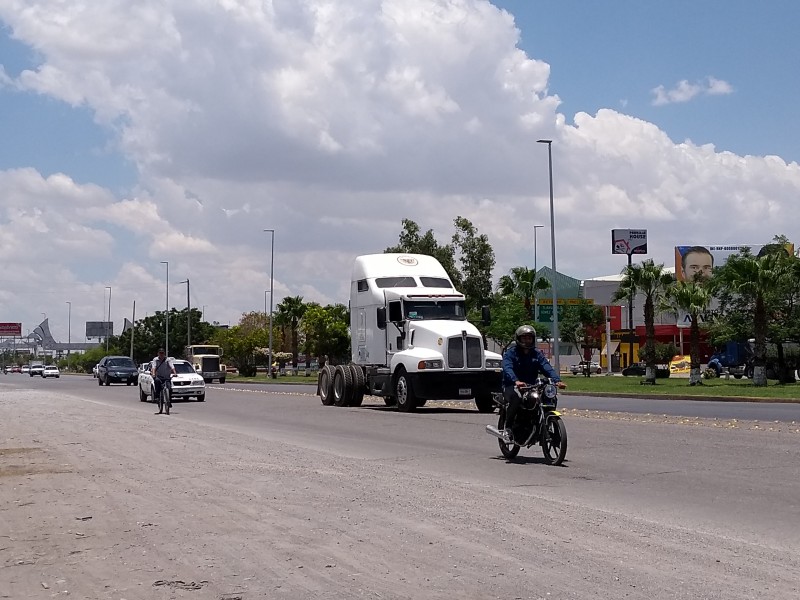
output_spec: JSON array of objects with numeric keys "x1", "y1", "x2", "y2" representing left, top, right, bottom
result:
[
  {"x1": 612, "y1": 259, "x2": 674, "y2": 384},
  {"x1": 481, "y1": 293, "x2": 551, "y2": 350},
  {"x1": 559, "y1": 301, "x2": 605, "y2": 371},
  {"x1": 451, "y1": 216, "x2": 495, "y2": 312},
  {"x1": 663, "y1": 281, "x2": 713, "y2": 385},
  {"x1": 497, "y1": 266, "x2": 551, "y2": 321},
  {"x1": 301, "y1": 303, "x2": 350, "y2": 364},
  {"x1": 211, "y1": 314, "x2": 270, "y2": 377},
  {"x1": 274, "y1": 296, "x2": 307, "y2": 366}
]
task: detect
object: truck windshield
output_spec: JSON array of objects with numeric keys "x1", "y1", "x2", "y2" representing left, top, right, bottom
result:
[
  {"x1": 189, "y1": 347, "x2": 220, "y2": 355},
  {"x1": 405, "y1": 300, "x2": 466, "y2": 321}
]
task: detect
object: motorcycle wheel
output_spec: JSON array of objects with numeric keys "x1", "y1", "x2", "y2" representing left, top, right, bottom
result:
[
  {"x1": 497, "y1": 413, "x2": 519, "y2": 459},
  {"x1": 541, "y1": 416, "x2": 567, "y2": 466}
]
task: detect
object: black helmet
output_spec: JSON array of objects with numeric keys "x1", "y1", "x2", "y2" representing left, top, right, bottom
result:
[{"x1": 515, "y1": 325, "x2": 536, "y2": 349}]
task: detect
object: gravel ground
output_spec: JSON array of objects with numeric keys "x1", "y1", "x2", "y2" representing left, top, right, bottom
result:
[{"x1": 2, "y1": 387, "x2": 799, "y2": 600}]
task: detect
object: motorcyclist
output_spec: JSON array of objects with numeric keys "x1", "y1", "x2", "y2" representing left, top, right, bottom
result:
[
  {"x1": 501, "y1": 325, "x2": 566, "y2": 443},
  {"x1": 150, "y1": 348, "x2": 176, "y2": 414}
]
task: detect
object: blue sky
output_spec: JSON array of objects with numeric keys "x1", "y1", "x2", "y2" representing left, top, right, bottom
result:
[{"x1": 0, "y1": 0, "x2": 798, "y2": 341}]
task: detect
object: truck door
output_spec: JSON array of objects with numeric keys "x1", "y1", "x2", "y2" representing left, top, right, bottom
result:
[{"x1": 387, "y1": 300, "x2": 405, "y2": 359}]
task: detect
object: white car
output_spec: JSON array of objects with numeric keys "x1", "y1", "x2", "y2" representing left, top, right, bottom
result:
[
  {"x1": 138, "y1": 359, "x2": 206, "y2": 403},
  {"x1": 42, "y1": 365, "x2": 60, "y2": 378},
  {"x1": 21, "y1": 365, "x2": 30, "y2": 374}
]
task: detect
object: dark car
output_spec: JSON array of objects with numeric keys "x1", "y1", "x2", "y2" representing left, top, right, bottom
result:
[
  {"x1": 96, "y1": 355, "x2": 139, "y2": 386},
  {"x1": 622, "y1": 362, "x2": 670, "y2": 378}
]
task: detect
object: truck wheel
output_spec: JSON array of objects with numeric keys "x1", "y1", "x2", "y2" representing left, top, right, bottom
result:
[
  {"x1": 219, "y1": 377, "x2": 226, "y2": 384},
  {"x1": 474, "y1": 393, "x2": 495, "y2": 413},
  {"x1": 318, "y1": 365, "x2": 335, "y2": 405},
  {"x1": 394, "y1": 369, "x2": 417, "y2": 412},
  {"x1": 348, "y1": 364, "x2": 365, "y2": 407},
  {"x1": 333, "y1": 365, "x2": 354, "y2": 407}
]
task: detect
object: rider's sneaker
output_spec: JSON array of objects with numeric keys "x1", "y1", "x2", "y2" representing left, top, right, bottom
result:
[{"x1": 501, "y1": 428, "x2": 514, "y2": 444}]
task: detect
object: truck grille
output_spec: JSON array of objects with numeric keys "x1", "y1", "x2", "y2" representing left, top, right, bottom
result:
[
  {"x1": 447, "y1": 336, "x2": 483, "y2": 369},
  {"x1": 201, "y1": 357, "x2": 220, "y2": 371}
]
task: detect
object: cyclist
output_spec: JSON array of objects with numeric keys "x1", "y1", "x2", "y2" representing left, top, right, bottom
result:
[
  {"x1": 151, "y1": 348, "x2": 176, "y2": 414},
  {"x1": 501, "y1": 325, "x2": 566, "y2": 443}
]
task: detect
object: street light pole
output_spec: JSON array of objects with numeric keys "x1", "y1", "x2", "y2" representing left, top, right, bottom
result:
[
  {"x1": 533, "y1": 224, "x2": 544, "y2": 322},
  {"x1": 179, "y1": 279, "x2": 190, "y2": 351},
  {"x1": 264, "y1": 229, "x2": 275, "y2": 377},
  {"x1": 66, "y1": 302, "x2": 71, "y2": 370},
  {"x1": 160, "y1": 261, "x2": 169, "y2": 356},
  {"x1": 105, "y1": 287, "x2": 111, "y2": 352},
  {"x1": 537, "y1": 139, "x2": 560, "y2": 375}
]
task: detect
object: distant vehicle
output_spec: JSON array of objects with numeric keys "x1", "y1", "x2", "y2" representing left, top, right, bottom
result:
[
  {"x1": 10, "y1": 365, "x2": 22, "y2": 374},
  {"x1": 21, "y1": 365, "x2": 30, "y2": 374},
  {"x1": 42, "y1": 365, "x2": 60, "y2": 378},
  {"x1": 29, "y1": 362, "x2": 45, "y2": 377},
  {"x1": 622, "y1": 362, "x2": 670, "y2": 378},
  {"x1": 138, "y1": 359, "x2": 206, "y2": 402},
  {"x1": 570, "y1": 361, "x2": 602, "y2": 375},
  {"x1": 184, "y1": 345, "x2": 226, "y2": 383},
  {"x1": 96, "y1": 356, "x2": 138, "y2": 386},
  {"x1": 92, "y1": 364, "x2": 99, "y2": 378}
]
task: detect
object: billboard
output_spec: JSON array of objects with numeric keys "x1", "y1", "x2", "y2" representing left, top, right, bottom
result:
[
  {"x1": 674, "y1": 243, "x2": 795, "y2": 282},
  {"x1": 86, "y1": 321, "x2": 113, "y2": 338},
  {"x1": 612, "y1": 229, "x2": 647, "y2": 255},
  {"x1": 0, "y1": 322, "x2": 22, "y2": 336},
  {"x1": 674, "y1": 242, "x2": 795, "y2": 328}
]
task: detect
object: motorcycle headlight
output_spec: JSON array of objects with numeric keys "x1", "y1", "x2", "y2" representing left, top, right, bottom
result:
[
  {"x1": 543, "y1": 384, "x2": 557, "y2": 400},
  {"x1": 485, "y1": 359, "x2": 502, "y2": 369}
]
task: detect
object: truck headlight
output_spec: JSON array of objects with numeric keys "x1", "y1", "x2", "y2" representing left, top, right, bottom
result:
[
  {"x1": 418, "y1": 359, "x2": 443, "y2": 369},
  {"x1": 485, "y1": 359, "x2": 502, "y2": 369}
]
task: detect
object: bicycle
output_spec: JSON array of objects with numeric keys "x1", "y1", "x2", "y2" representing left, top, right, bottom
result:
[{"x1": 156, "y1": 376, "x2": 172, "y2": 415}]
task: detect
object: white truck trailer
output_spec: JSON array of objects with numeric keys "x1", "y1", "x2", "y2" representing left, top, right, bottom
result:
[{"x1": 317, "y1": 253, "x2": 502, "y2": 412}]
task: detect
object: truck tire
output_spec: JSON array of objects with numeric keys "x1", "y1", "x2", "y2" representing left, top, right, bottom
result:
[
  {"x1": 318, "y1": 365, "x2": 335, "y2": 406},
  {"x1": 219, "y1": 377, "x2": 226, "y2": 384},
  {"x1": 348, "y1": 364, "x2": 365, "y2": 407},
  {"x1": 333, "y1": 365, "x2": 354, "y2": 407},
  {"x1": 474, "y1": 393, "x2": 495, "y2": 413},
  {"x1": 394, "y1": 369, "x2": 417, "y2": 412}
]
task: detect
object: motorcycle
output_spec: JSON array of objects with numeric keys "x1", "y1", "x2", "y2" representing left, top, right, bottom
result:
[{"x1": 485, "y1": 379, "x2": 568, "y2": 465}]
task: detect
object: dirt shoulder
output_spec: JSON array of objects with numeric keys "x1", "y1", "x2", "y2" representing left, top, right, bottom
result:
[{"x1": 2, "y1": 388, "x2": 798, "y2": 600}]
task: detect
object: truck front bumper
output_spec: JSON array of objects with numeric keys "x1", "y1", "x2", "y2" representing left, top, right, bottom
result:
[{"x1": 409, "y1": 370, "x2": 502, "y2": 401}]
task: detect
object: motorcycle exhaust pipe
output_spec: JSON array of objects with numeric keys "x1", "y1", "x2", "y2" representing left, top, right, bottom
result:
[{"x1": 485, "y1": 425, "x2": 504, "y2": 439}]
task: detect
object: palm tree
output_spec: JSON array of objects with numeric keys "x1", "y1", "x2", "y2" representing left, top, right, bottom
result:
[
  {"x1": 663, "y1": 281, "x2": 713, "y2": 385},
  {"x1": 497, "y1": 266, "x2": 551, "y2": 321},
  {"x1": 612, "y1": 260, "x2": 675, "y2": 384},
  {"x1": 275, "y1": 296, "x2": 307, "y2": 367},
  {"x1": 713, "y1": 251, "x2": 788, "y2": 386}
]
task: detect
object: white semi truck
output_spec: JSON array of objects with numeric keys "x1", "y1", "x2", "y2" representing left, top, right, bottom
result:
[{"x1": 317, "y1": 253, "x2": 502, "y2": 412}]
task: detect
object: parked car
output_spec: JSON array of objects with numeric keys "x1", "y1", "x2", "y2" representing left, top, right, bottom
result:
[
  {"x1": 622, "y1": 362, "x2": 671, "y2": 378},
  {"x1": 570, "y1": 361, "x2": 602, "y2": 375},
  {"x1": 42, "y1": 365, "x2": 60, "y2": 378},
  {"x1": 96, "y1": 356, "x2": 139, "y2": 386},
  {"x1": 138, "y1": 359, "x2": 206, "y2": 403}
]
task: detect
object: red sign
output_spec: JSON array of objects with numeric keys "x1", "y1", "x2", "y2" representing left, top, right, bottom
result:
[{"x1": 0, "y1": 322, "x2": 22, "y2": 336}]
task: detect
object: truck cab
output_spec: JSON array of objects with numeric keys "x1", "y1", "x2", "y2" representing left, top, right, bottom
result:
[{"x1": 321, "y1": 253, "x2": 502, "y2": 412}]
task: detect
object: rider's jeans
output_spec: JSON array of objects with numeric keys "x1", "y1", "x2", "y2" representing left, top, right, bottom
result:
[
  {"x1": 503, "y1": 386, "x2": 522, "y2": 430},
  {"x1": 154, "y1": 377, "x2": 170, "y2": 400}
]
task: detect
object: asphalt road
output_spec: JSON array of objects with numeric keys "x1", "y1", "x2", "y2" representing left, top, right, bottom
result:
[{"x1": 4, "y1": 373, "x2": 799, "y2": 551}]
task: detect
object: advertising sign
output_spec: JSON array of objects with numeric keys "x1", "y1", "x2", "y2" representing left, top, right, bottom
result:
[
  {"x1": 674, "y1": 242, "x2": 795, "y2": 327},
  {"x1": 0, "y1": 322, "x2": 22, "y2": 336},
  {"x1": 86, "y1": 321, "x2": 113, "y2": 338},
  {"x1": 612, "y1": 229, "x2": 648, "y2": 255}
]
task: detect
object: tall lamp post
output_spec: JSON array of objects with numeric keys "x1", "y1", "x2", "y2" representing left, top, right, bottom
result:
[
  {"x1": 533, "y1": 224, "x2": 544, "y2": 322},
  {"x1": 66, "y1": 301, "x2": 71, "y2": 370},
  {"x1": 160, "y1": 261, "x2": 169, "y2": 356},
  {"x1": 263, "y1": 229, "x2": 275, "y2": 377},
  {"x1": 179, "y1": 279, "x2": 190, "y2": 350},
  {"x1": 537, "y1": 139, "x2": 560, "y2": 375},
  {"x1": 105, "y1": 287, "x2": 112, "y2": 352}
]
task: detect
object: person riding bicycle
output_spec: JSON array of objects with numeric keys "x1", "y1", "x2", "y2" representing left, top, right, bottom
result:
[
  {"x1": 501, "y1": 325, "x2": 566, "y2": 444},
  {"x1": 151, "y1": 348, "x2": 176, "y2": 414}
]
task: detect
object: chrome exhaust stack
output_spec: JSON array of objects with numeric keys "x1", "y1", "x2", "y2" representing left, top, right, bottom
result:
[{"x1": 485, "y1": 424, "x2": 504, "y2": 439}]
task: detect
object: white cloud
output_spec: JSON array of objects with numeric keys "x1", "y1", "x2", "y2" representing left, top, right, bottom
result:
[
  {"x1": 651, "y1": 76, "x2": 734, "y2": 106},
  {"x1": 0, "y1": 1, "x2": 796, "y2": 344}
]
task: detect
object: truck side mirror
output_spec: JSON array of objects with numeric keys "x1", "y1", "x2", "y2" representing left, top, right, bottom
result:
[
  {"x1": 388, "y1": 301, "x2": 403, "y2": 323},
  {"x1": 377, "y1": 307, "x2": 387, "y2": 330},
  {"x1": 481, "y1": 305, "x2": 491, "y2": 325}
]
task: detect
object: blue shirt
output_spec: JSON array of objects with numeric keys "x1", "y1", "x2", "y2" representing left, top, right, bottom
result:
[{"x1": 502, "y1": 343, "x2": 561, "y2": 387}]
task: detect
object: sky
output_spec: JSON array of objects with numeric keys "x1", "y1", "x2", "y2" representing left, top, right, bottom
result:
[{"x1": 1, "y1": 0, "x2": 798, "y2": 344}]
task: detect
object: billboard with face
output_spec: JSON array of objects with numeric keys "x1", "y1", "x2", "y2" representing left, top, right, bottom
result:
[{"x1": 674, "y1": 243, "x2": 795, "y2": 282}]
